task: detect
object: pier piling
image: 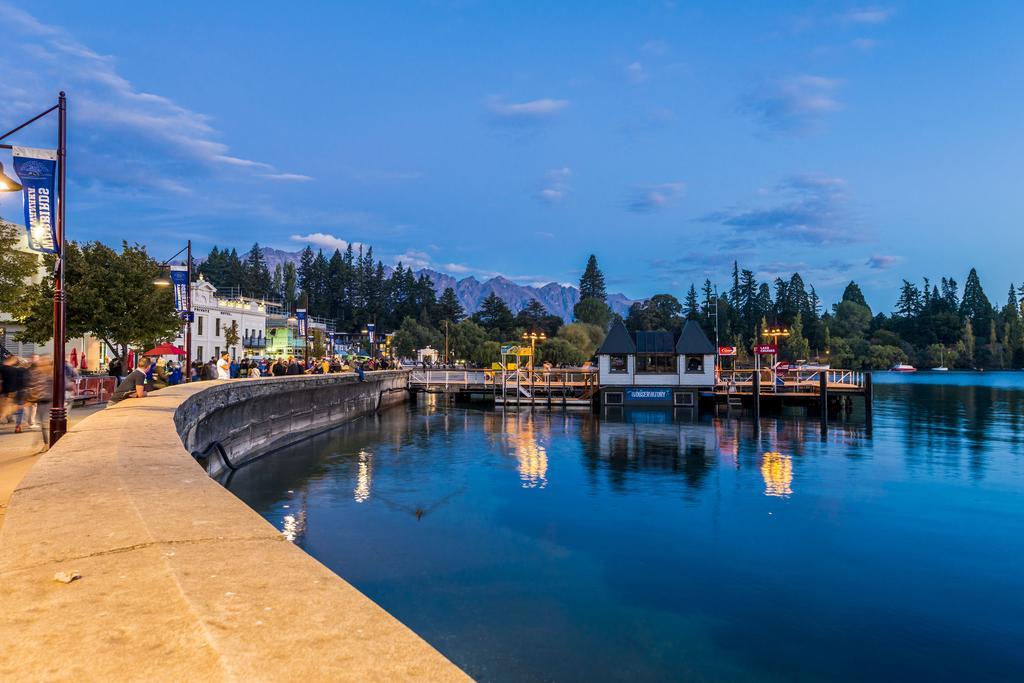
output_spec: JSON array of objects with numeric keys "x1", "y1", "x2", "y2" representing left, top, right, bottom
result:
[
  {"x1": 864, "y1": 371, "x2": 873, "y2": 433},
  {"x1": 819, "y1": 371, "x2": 828, "y2": 435},
  {"x1": 752, "y1": 370, "x2": 761, "y2": 433}
]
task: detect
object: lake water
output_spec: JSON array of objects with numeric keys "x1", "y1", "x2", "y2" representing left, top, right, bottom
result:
[{"x1": 226, "y1": 372, "x2": 1024, "y2": 682}]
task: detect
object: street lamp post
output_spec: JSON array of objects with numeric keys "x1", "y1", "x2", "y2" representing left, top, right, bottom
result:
[
  {"x1": 0, "y1": 92, "x2": 69, "y2": 444},
  {"x1": 153, "y1": 240, "x2": 193, "y2": 381}
]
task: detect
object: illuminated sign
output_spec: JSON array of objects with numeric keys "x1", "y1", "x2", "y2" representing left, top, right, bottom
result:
[
  {"x1": 625, "y1": 387, "x2": 672, "y2": 402},
  {"x1": 718, "y1": 346, "x2": 736, "y2": 356},
  {"x1": 753, "y1": 344, "x2": 777, "y2": 355}
]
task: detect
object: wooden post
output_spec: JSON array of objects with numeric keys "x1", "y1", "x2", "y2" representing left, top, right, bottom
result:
[
  {"x1": 864, "y1": 371, "x2": 873, "y2": 432},
  {"x1": 752, "y1": 369, "x2": 761, "y2": 433},
  {"x1": 819, "y1": 370, "x2": 828, "y2": 434}
]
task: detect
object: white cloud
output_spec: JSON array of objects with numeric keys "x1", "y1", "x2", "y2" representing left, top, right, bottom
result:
[
  {"x1": 640, "y1": 40, "x2": 669, "y2": 56},
  {"x1": 841, "y1": 7, "x2": 895, "y2": 24},
  {"x1": 290, "y1": 232, "x2": 352, "y2": 251},
  {"x1": 263, "y1": 173, "x2": 314, "y2": 182},
  {"x1": 866, "y1": 254, "x2": 898, "y2": 269},
  {"x1": 626, "y1": 182, "x2": 686, "y2": 213},
  {"x1": 395, "y1": 250, "x2": 432, "y2": 269},
  {"x1": 485, "y1": 96, "x2": 569, "y2": 123},
  {"x1": 625, "y1": 62, "x2": 649, "y2": 84},
  {"x1": 536, "y1": 167, "x2": 572, "y2": 204},
  {"x1": 743, "y1": 75, "x2": 843, "y2": 133},
  {"x1": 0, "y1": 5, "x2": 310, "y2": 191}
]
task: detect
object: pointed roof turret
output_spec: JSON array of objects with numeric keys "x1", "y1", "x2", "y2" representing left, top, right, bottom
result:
[
  {"x1": 675, "y1": 319, "x2": 716, "y2": 354},
  {"x1": 597, "y1": 318, "x2": 636, "y2": 354}
]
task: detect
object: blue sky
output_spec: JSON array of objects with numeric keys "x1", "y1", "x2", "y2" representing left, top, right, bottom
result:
[{"x1": 1, "y1": 1, "x2": 1022, "y2": 309}]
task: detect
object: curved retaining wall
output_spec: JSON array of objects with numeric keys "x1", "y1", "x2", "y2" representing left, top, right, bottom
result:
[{"x1": 0, "y1": 372, "x2": 469, "y2": 682}]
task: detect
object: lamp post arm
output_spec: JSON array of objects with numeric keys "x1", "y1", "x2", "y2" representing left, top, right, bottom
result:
[{"x1": 0, "y1": 104, "x2": 60, "y2": 144}]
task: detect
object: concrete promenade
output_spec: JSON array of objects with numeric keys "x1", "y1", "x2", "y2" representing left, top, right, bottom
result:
[
  {"x1": 0, "y1": 404, "x2": 104, "y2": 530},
  {"x1": 0, "y1": 374, "x2": 469, "y2": 681}
]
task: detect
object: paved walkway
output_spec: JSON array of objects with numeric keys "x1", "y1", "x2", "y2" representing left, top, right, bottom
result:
[{"x1": 0, "y1": 404, "x2": 104, "y2": 530}]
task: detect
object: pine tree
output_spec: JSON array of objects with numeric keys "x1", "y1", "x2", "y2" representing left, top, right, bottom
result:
[
  {"x1": 472, "y1": 292, "x2": 515, "y2": 339},
  {"x1": 271, "y1": 264, "x2": 284, "y2": 301},
  {"x1": 959, "y1": 267, "x2": 993, "y2": 343},
  {"x1": 243, "y1": 243, "x2": 271, "y2": 297},
  {"x1": 729, "y1": 261, "x2": 741, "y2": 309},
  {"x1": 297, "y1": 246, "x2": 316, "y2": 304},
  {"x1": 684, "y1": 284, "x2": 700, "y2": 320},
  {"x1": 578, "y1": 255, "x2": 607, "y2": 302},
  {"x1": 437, "y1": 287, "x2": 466, "y2": 324},
  {"x1": 282, "y1": 262, "x2": 297, "y2": 309}
]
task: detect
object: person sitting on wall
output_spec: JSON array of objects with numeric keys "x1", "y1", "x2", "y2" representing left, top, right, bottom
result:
[{"x1": 111, "y1": 358, "x2": 151, "y2": 402}]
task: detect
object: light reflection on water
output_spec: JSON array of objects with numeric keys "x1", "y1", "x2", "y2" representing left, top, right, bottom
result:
[{"x1": 226, "y1": 372, "x2": 1024, "y2": 682}]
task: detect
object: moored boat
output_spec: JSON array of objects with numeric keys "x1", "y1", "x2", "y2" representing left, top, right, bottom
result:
[{"x1": 890, "y1": 363, "x2": 917, "y2": 373}]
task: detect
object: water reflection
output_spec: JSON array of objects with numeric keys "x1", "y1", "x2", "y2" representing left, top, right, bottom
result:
[
  {"x1": 760, "y1": 452, "x2": 793, "y2": 497},
  {"x1": 354, "y1": 449, "x2": 373, "y2": 502}
]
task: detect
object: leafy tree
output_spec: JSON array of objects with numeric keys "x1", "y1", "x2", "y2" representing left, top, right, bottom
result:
[
  {"x1": 282, "y1": 261, "x2": 297, "y2": 308},
  {"x1": 450, "y1": 319, "x2": 487, "y2": 362},
  {"x1": 18, "y1": 241, "x2": 180, "y2": 360},
  {"x1": 557, "y1": 322, "x2": 604, "y2": 359},
  {"x1": 394, "y1": 316, "x2": 441, "y2": 358},
  {"x1": 539, "y1": 337, "x2": 585, "y2": 366},
  {"x1": 573, "y1": 297, "x2": 612, "y2": 329},
  {"x1": 841, "y1": 281, "x2": 869, "y2": 309},
  {"x1": 224, "y1": 320, "x2": 240, "y2": 349},
  {"x1": 0, "y1": 219, "x2": 39, "y2": 315},
  {"x1": 626, "y1": 294, "x2": 683, "y2": 332},
  {"x1": 578, "y1": 254, "x2": 606, "y2": 301},
  {"x1": 781, "y1": 313, "x2": 810, "y2": 361}
]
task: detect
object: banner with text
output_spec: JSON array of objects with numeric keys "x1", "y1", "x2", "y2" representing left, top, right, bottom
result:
[
  {"x1": 12, "y1": 146, "x2": 58, "y2": 254},
  {"x1": 170, "y1": 268, "x2": 188, "y2": 312},
  {"x1": 297, "y1": 309, "x2": 307, "y2": 336}
]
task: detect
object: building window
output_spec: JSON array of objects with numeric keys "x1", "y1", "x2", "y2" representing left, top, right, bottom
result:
[
  {"x1": 609, "y1": 354, "x2": 628, "y2": 373},
  {"x1": 605, "y1": 391, "x2": 623, "y2": 405},
  {"x1": 215, "y1": 318, "x2": 221, "y2": 335},
  {"x1": 636, "y1": 354, "x2": 676, "y2": 374},
  {"x1": 197, "y1": 346, "x2": 204, "y2": 361},
  {"x1": 215, "y1": 346, "x2": 220, "y2": 359},
  {"x1": 674, "y1": 391, "x2": 695, "y2": 407},
  {"x1": 685, "y1": 355, "x2": 705, "y2": 374},
  {"x1": 197, "y1": 316, "x2": 204, "y2": 335}
]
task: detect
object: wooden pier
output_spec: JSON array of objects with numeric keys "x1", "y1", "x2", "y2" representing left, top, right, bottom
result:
[
  {"x1": 408, "y1": 367, "x2": 598, "y2": 407},
  {"x1": 408, "y1": 365, "x2": 874, "y2": 429}
]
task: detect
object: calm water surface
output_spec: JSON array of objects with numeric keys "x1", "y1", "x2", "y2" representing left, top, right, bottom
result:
[{"x1": 226, "y1": 372, "x2": 1024, "y2": 682}]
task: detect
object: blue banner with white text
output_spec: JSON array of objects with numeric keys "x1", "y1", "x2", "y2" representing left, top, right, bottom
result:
[
  {"x1": 170, "y1": 269, "x2": 188, "y2": 312},
  {"x1": 12, "y1": 146, "x2": 58, "y2": 254},
  {"x1": 297, "y1": 310, "x2": 307, "y2": 337}
]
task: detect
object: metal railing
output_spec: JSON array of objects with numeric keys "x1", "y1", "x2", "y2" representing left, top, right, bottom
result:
[{"x1": 717, "y1": 368, "x2": 865, "y2": 393}]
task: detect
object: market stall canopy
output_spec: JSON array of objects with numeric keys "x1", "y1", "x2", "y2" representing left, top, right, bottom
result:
[{"x1": 144, "y1": 342, "x2": 186, "y2": 356}]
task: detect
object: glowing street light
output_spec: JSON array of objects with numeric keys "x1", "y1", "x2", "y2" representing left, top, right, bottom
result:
[{"x1": 0, "y1": 162, "x2": 22, "y2": 192}]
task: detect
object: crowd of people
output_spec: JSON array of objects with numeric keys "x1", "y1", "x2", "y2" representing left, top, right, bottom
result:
[{"x1": 102, "y1": 353, "x2": 394, "y2": 404}]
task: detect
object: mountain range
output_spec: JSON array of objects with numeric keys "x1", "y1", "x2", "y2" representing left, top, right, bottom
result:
[{"x1": 261, "y1": 247, "x2": 634, "y2": 321}]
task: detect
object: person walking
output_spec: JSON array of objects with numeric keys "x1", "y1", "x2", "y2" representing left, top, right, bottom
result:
[{"x1": 20, "y1": 355, "x2": 53, "y2": 445}]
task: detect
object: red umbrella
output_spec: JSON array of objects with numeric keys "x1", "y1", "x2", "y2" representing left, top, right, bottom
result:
[{"x1": 144, "y1": 342, "x2": 186, "y2": 356}]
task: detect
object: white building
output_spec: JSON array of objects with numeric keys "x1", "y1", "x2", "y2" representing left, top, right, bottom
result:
[
  {"x1": 174, "y1": 276, "x2": 269, "y2": 363},
  {"x1": 596, "y1": 319, "x2": 717, "y2": 407}
]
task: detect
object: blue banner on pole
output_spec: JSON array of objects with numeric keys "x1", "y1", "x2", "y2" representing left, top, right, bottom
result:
[
  {"x1": 297, "y1": 310, "x2": 307, "y2": 336},
  {"x1": 12, "y1": 146, "x2": 58, "y2": 254},
  {"x1": 170, "y1": 269, "x2": 188, "y2": 312}
]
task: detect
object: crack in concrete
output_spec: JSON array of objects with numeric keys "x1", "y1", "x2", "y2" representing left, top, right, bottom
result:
[{"x1": 0, "y1": 534, "x2": 284, "y2": 576}]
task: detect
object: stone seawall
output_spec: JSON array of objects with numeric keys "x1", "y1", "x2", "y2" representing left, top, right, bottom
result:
[
  {"x1": 0, "y1": 372, "x2": 470, "y2": 681},
  {"x1": 176, "y1": 371, "x2": 410, "y2": 477}
]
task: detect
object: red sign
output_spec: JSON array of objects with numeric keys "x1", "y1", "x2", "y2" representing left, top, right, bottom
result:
[
  {"x1": 718, "y1": 346, "x2": 736, "y2": 356},
  {"x1": 753, "y1": 344, "x2": 777, "y2": 355}
]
